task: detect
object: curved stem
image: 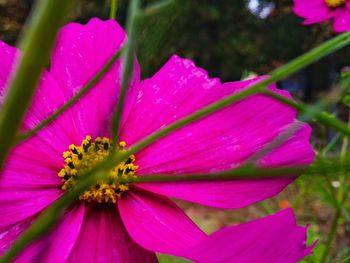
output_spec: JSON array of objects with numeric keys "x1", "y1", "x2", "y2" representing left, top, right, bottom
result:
[
  {"x1": 119, "y1": 32, "x2": 350, "y2": 159},
  {"x1": 0, "y1": 0, "x2": 74, "y2": 169},
  {"x1": 110, "y1": 0, "x2": 118, "y2": 19},
  {"x1": 0, "y1": 149, "x2": 123, "y2": 263},
  {"x1": 262, "y1": 90, "x2": 350, "y2": 136},
  {"x1": 111, "y1": 0, "x2": 140, "y2": 142},
  {"x1": 15, "y1": 47, "x2": 124, "y2": 144},
  {"x1": 320, "y1": 110, "x2": 350, "y2": 263},
  {"x1": 3, "y1": 14, "x2": 350, "y2": 262}
]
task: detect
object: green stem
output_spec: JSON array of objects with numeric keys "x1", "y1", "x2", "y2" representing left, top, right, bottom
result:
[
  {"x1": 322, "y1": 133, "x2": 340, "y2": 155},
  {"x1": 320, "y1": 110, "x2": 350, "y2": 263},
  {"x1": 2, "y1": 14, "x2": 350, "y2": 262},
  {"x1": 1, "y1": 153, "x2": 348, "y2": 261},
  {"x1": 243, "y1": 99, "x2": 327, "y2": 166},
  {"x1": 15, "y1": 47, "x2": 124, "y2": 144},
  {"x1": 320, "y1": 199, "x2": 345, "y2": 263},
  {"x1": 134, "y1": 166, "x2": 309, "y2": 183},
  {"x1": 137, "y1": 0, "x2": 174, "y2": 18},
  {"x1": 111, "y1": 0, "x2": 140, "y2": 142},
  {"x1": 262, "y1": 90, "x2": 350, "y2": 136},
  {"x1": 245, "y1": 121, "x2": 304, "y2": 165},
  {"x1": 319, "y1": 134, "x2": 341, "y2": 198},
  {"x1": 109, "y1": 0, "x2": 117, "y2": 20},
  {"x1": 0, "y1": 0, "x2": 74, "y2": 169},
  {"x1": 130, "y1": 161, "x2": 349, "y2": 183},
  {"x1": 15, "y1": 29, "x2": 350, "y2": 151},
  {"x1": 117, "y1": 32, "x2": 350, "y2": 159},
  {"x1": 0, "y1": 149, "x2": 123, "y2": 263}
]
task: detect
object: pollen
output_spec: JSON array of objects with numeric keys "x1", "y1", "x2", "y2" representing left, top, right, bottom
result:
[
  {"x1": 325, "y1": 0, "x2": 346, "y2": 8},
  {"x1": 58, "y1": 136, "x2": 138, "y2": 203}
]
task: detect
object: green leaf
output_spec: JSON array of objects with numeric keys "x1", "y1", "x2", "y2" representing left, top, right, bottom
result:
[{"x1": 157, "y1": 254, "x2": 191, "y2": 263}]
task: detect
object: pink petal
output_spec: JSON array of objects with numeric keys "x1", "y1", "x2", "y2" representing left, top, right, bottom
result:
[
  {"x1": 23, "y1": 18, "x2": 139, "y2": 155},
  {"x1": 22, "y1": 70, "x2": 81, "y2": 153},
  {"x1": 11, "y1": 205, "x2": 85, "y2": 263},
  {"x1": 137, "y1": 179, "x2": 293, "y2": 210},
  {"x1": 292, "y1": 0, "x2": 334, "y2": 24},
  {"x1": 0, "y1": 40, "x2": 77, "y2": 153},
  {"x1": 0, "y1": 41, "x2": 18, "y2": 95},
  {"x1": 47, "y1": 17, "x2": 139, "y2": 142},
  {"x1": 0, "y1": 188, "x2": 61, "y2": 228},
  {"x1": 68, "y1": 204, "x2": 157, "y2": 263},
  {"x1": 0, "y1": 218, "x2": 32, "y2": 256},
  {"x1": 118, "y1": 189, "x2": 206, "y2": 256},
  {"x1": 333, "y1": 8, "x2": 350, "y2": 32},
  {"x1": 0, "y1": 133, "x2": 64, "y2": 228},
  {"x1": 0, "y1": 19, "x2": 139, "y2": 229},
  {"x1": 122, "y1": 55, "x2": 314, "y2": 208},
  {"x1": 1, "y1": 136, "x2": 64, "y2": 190},
  {"x1": 181, "y1": 209, "x2": 315, "y2": 263}
]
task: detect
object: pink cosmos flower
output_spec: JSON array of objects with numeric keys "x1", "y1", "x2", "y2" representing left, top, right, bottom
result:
[
  {"x1": 293, "y1": 0, "x2": 350, "y2": 32},
  {"x1": 0, "y1": 18, "x2": 315, "y2": 262}
]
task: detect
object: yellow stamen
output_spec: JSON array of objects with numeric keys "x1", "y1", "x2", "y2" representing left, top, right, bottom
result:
[
  {"x1": 325, "y1": 0, "x2": 346, "y2": 8},
  {"x1": 58, "y1": 136, "x2": 137, "y2": 203}
]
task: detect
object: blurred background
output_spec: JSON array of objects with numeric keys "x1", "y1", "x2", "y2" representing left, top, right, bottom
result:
[{"x1": 1, "y1": 0, "x2": 349, "y2": 262}]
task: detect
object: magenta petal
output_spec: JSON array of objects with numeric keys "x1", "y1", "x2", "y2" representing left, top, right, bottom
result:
[
  {"x1": 1, "y1": 135, "x2": 64, "y2": 190},
  {"x1": 292, "y1": 0, "x2": 334, "y2": 23},
  {"x1": 20, "y1": 18, "x2": 140, "y2": 155},
  {"x1": 68, "y1": 204, "x2": 157, "y2": 263},
  {"x1": 119, "y1": 189, "x2": 206, "y2": 256},
  {"x1": 123, "y1": 55, "x2": 314, "y2": 208},
  {"x1": 0, "y1": 41, "x2": 18, "y2": 94},
  {"x1": 0, "y1": 188, "x2": 61, "y2": 228},
  {"x1": 47, "y1": 18, "x2": 139, "y2": 141},
  {"x1": 137, "y1": 126, "x2": 313, "y2": 208},
  {"x1": 0, "y1": 218, "x2": 32, "y2": 256},
  {"x1": 333, "y1": 8, "x2": 350, "y2": 32},
  {"x1": 11, "y1": 205, "x2": 85, "y2": 263},
  {"x1": 137, "y1": 179, "x2": 293, "y2": 209},
  {"x1": 22, "y1": 70, "x2": 80, "y2": 152},
  {"x1": 0, "y1": 136, "x2": 64, "y2": 227},
  {"x1": 181, "y1": 209, "x2": 314, "y2": 263},
  {"x1": 121, "y1": 54, "x2": 221, "y2": 145},
  {"x1": 137, "y1": 125, "x2": 312, "y2": 209}
]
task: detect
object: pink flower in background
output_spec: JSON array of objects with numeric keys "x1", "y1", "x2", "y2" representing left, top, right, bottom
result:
[
  {"x1": 0, "y1": 18, "x2": 315, "y2": 262},
  {"x1": 293, "y1": 0, "x2": 350, "y2": 32}
]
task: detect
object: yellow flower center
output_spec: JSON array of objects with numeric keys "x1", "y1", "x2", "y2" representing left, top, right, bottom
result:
[
  {"x1": 58, "y1": 136, "x2": 138, "y2": 203},
  {"x1": 325, "y1": 0, "x2": 346, "y2": 8}
]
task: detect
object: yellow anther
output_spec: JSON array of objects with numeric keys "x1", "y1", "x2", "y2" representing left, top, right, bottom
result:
[
  {"x1": 325, "y1": 0, "x2": 346, "y2": 8},
  {"x1": 69, "y1": 144, "x2": 76, "y2": 150},
  {"x1": 63, "y1": 151, "x2": 71, "y2": 159},
  {"x1": 58, "y1": 170, "x2": 66, "y2": 178},
  {"x1": 119, "y1": 185, "x2": 129, "y2": 191},
  {"x1": 58, "y1": 136, "x2": 137, "y2": 203}
]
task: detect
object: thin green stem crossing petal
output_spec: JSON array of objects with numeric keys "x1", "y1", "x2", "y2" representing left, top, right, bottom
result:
[
  {"x1": 117, "y1": 31, "x2": 350, "y2": 160},
  {"x1": 2, "y1": 11, "x2": 350, "y2": 262},
  {"x1": 0, "y1": 0, "x2": 74, "y2": 169},
  {"x1": 111, "y1": 0, "x2": 140, "y2": 142},
  {"x1": 15, "y1": 47, "x2": 124, "y2": 144}
]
